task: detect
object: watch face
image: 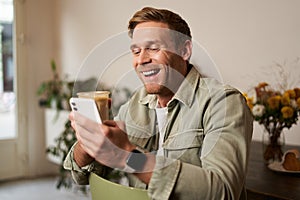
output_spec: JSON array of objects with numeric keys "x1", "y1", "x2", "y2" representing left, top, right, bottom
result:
[{"x1": 126, "y1": 149, "x2": 147, "y2": 171}]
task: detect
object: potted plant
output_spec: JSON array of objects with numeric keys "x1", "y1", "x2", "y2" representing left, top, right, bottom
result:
[{"x1": 37, "y1": 60, "x2": 79, "y2": 191}]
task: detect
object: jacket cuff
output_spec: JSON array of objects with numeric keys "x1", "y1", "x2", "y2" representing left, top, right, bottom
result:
[
  {"x1": 148, "y1": 157, "x2": 181, "y2": 200},
  {"x1": 64, "y1": 142, "x2": 97, "y2": 172}
]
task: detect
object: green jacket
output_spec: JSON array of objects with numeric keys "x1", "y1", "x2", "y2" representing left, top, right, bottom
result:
[{"x1": 64, "y1": 67, "x2": 253, "y2": 200}]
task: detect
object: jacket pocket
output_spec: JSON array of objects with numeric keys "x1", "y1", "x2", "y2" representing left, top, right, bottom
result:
[
  {"x1": 163, "y1": 129, "x2": 204, "y2": 165},
  {"x1": 164, "y1": 129, "x2": 204, "y2": 150}
]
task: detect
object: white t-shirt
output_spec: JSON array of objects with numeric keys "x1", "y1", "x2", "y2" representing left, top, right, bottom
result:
[{"x1": 155, "y1": 107, "x2": 168, "y2": 156}]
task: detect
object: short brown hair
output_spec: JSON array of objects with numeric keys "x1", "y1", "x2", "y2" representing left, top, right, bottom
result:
[{"x1": 128, "y1": 7, "x2": 192, "y2": 44}]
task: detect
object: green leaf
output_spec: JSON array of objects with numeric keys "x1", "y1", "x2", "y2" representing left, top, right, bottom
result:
[
  {"x1": 51, "y1": 59, "x2": 56, "y2": 72},
  {"x1": 37, "y1": 82, "x2": 47, "y2": 95}
]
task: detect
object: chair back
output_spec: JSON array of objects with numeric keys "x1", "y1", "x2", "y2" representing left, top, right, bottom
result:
[{"x1": 89, "y1": 173, "x2": 149, "y2": 200}]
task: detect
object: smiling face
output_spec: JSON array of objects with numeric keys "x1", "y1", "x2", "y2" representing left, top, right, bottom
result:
[{"x1": 130, "y1": 22, "x2": 191, "y2": 99}]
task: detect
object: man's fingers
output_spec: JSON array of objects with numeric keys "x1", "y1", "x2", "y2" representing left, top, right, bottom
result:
[
  {"x1": 69, "y1": 112, "x2": 75, "y2": 121},
  {"x1": 73, "y1": 112, "x2": 103, "y2": 133},
  {"x1": 103, "y1": 120, "x2": 117, "y2": 127},
  {"x1": 75, "y1": 124, "x2": 104, "y2": 157},
  {"x1": 103, "y1": 120, "x2": 126, "y2": 132}
]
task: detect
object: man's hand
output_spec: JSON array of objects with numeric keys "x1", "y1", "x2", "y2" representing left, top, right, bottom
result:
[{"x1": 69, "y1": 111, "x2": 135, "y2": 169}]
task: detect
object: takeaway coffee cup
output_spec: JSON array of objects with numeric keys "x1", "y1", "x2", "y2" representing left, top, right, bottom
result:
[{"x1": 77, "y1": 91, "x2": 110, "y2": 121}]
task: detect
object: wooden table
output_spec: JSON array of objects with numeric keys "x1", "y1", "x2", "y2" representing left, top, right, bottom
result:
[{"x1": 246, "y1": 141, "x2": 300, "y2": 200}]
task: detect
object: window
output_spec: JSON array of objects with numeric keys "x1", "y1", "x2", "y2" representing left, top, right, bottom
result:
[
  {"x1": 0, "y1": 0, "x2": 13, "y2": 92},
  {"x1": 0, "y1": 0, "x2": 15, "y2": 139}
]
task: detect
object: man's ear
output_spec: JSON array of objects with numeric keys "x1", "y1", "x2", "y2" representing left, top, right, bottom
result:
[{"x1": 181, "y1": 40, "x2": 192, "y2": 61}]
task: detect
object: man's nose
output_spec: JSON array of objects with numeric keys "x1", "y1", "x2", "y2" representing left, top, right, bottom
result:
[{"x1": 137, "y1": 49, "x2": 151, "y2": 65}]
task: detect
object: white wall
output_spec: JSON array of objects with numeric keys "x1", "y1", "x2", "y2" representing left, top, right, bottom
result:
[
  {"x1": 22, "y1": 0, "x2": 300, "y2": 177},
  {"x1": 52, "y1": 0, "x2": 300, "y2": 144}
]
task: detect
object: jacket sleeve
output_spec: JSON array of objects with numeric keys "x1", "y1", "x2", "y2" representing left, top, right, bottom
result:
[
  {"x1": 147, "y1": 89, "x2": 253, "y2": 200},
  {"x1": 63, "y1": 142, "x2": 108, "y2": 185}
]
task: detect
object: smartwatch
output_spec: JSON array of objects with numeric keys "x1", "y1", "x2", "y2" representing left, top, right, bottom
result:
[{"x1": 125, "y1": 148, "x2": 147, "y2": 172}]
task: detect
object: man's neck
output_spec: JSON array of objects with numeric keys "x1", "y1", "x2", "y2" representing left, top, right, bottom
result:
[
  {"x1": 156, "y1": 88, "x2": 174, "y2": 107},
  {"x1": 157, "y1": 96, "x2": 172, "y2": 107}
]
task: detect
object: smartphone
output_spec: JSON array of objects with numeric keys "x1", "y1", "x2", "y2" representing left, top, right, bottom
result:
[{"x1": 69, "y1": 97, "x2": 102, "y2": 123}]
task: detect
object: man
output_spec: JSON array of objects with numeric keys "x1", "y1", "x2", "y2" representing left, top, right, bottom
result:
[{"x1": 64, "y1": 7, "x2": 253, "y2": 200}]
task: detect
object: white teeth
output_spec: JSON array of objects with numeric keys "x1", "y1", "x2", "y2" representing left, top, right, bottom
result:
[
  {"x1": 142, "y1": 69, "x2": 160, "y2": 77},
  {"x1": 143, "y1": 70, "x2": 155, "y2": 76}
]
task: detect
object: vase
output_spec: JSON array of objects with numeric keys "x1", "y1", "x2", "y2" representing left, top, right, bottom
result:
[{"x1": 262, "y1": 128, "x2": 285, "y2": 164}]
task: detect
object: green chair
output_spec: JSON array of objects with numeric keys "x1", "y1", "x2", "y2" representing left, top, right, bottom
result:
[{"x1": 89, "y1": 172, "x2": 149, "y2": 200}]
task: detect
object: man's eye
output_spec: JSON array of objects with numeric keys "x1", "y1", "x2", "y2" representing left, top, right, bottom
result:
[
  {"x1": 131, "y1": 48, "x2": 140, "y2": 55},
  {"x1": 148, "y1": 46, "x2": 160, "y2": 52}
]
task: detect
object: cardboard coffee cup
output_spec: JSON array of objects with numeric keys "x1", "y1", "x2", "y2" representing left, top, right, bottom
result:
[{"x1": 77, "y1": 91, "x2": 110, "y2": 121}]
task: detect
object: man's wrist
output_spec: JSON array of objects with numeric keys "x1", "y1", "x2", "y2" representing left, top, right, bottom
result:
[
  {"x1": 117, "y1": 146, "x2": 147, "y2": 173},
  {"x1": 73, "y1": 143, "x2": 94, "y2": 167}
]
